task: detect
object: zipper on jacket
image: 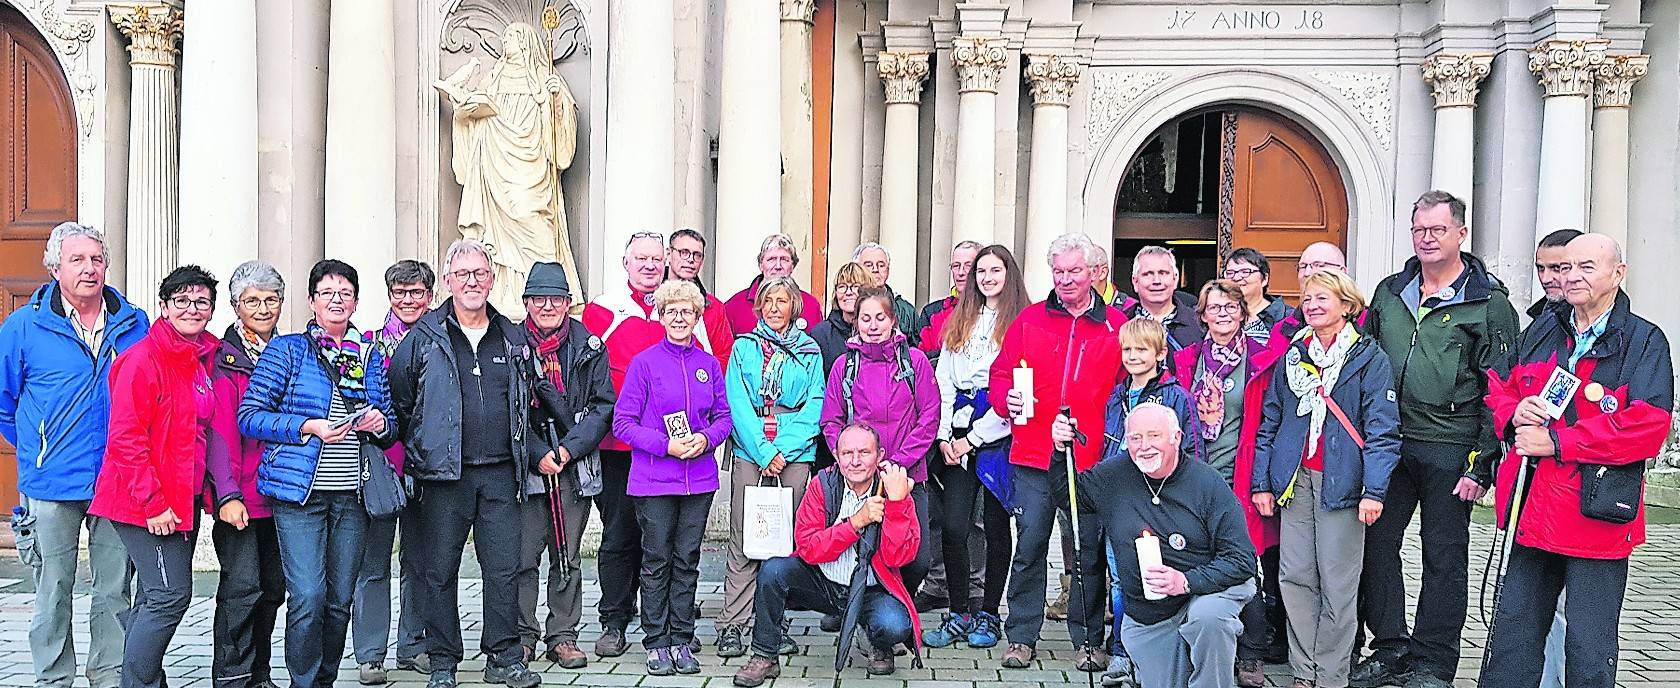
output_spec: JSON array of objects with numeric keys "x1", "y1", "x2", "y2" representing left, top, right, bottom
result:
[
  {"x1": 36, "y1": 421, "x2": 46, "y2": 468},
  {"x1": 1394, "y1": 325, "x2": 1419, "y2": 439}
]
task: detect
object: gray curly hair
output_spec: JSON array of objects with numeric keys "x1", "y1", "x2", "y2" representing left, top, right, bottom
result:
[
  {"x1": 43, "y1": 222, "x2": 107, "y2": 270},
  {"x1": 227, "y1": 261, "x2": 285, "y2": 305}
]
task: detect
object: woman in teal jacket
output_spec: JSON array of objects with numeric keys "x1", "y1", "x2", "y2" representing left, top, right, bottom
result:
[{"x1": 714, "y1": 276, "x2": 827, "y2": 659}]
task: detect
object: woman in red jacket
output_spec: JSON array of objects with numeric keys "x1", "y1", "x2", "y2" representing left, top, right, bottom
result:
[{"x1": 89, "y1": 266, "x2": 224, "y2": 688}]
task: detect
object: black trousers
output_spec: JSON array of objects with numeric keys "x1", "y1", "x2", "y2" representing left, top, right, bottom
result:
[
  {"x1": 900, "y1": 483, "x2": 934, "y2": 597},
  {"x1": 114, "y1": 517, "x2": 198, "y2": 688},
  {"x1": 596, "y1": 451, "x2": 642, "y2": 630},
  {"x1": 212, "y1": 517, "x2": 285, "y2": 686},
  {"x1": 414, "y1": 461, "x2": 524, "y2": 669},
  {"x1": 633, "y1": 493, "x2": 711, "y2": 650},
  {"x1": 1359, "y1": 439, "x2": 1472, "y2": 679},
  {"x1": 1479, "y1": 544, "x2": 1628, "y2": 688},
  {"x1": 932, "y1": 455, "x2": 1012, "y2": 615},
  {"x1": 1236, "y1": 546, "x2": 1281, "y2": 661},
  {"x1": 1005, "y1": 458, "x2": 1106, "y2": 648}
]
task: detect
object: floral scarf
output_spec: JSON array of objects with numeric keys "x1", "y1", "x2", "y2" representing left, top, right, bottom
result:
[
  {"x1": 748, "y1": 321, "x2": 819, "y2": 408},
  {"x1": 1284, "y1": 322, "x2": 1357, "y2": 453},
  {"x1": 1192, "y1": 335, "x2": 1245, "y2": 440},
  {"x1": 363, "y1": 311, "x2": 412, "y2": 361},
  {"x1": 238, "y1": 323, "x2": 269, "y2": 362},
  {"x1": 525, "y1": 318, "x2": 569, "y2": 396},
  {"x1": 308, "y1": 320, "x2": 367, "y2": 399}
]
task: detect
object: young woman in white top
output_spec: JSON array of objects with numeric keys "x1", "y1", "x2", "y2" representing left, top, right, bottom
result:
[{"x1": 922, "y1": 245, "x2": 1029, "y2": 650}]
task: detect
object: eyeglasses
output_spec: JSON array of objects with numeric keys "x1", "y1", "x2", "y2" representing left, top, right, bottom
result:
[
  {"x1": 671, "y1": 248, "x2": 703, "y2": 262},
  {"x1": 168, "y1": 296, "x2": 214, "y2": 312},
  {"x1": 1297, "y1": 260, "x2": 1343, "y2": 272},
  {"x1": 834, "y1": 283, "x2": 862, "y2": 293},
  {"x1": 389, "y1": 288, "x2": 431, "y2": 301},
  {"x1": 1410, "y1": 225, "x2": 1459, "y2": 240},
  {"x1": 449, "y1": 269, "x2": 492, "y2": 283},
  {"x1": 314, "y1": 290, "x2": 356, "y2": 303},
  {"x1": 527, "y1": 296, "x2": 569, "y2": 309},
  {"x1": 662, "y1": 308, "x2": 698, "y2": 320},
  {"x1": 238, "y1": 296, "x2": 283, "y2": 310},
  {"x1": 1222, "y1": 267, "x2": 1260, "y2": 280},
  {"x1": 1204, "y1": 303, "x2": 1241, "y2": 315}
]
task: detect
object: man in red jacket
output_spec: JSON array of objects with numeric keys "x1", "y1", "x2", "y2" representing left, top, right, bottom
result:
[
  {"x1": 988, "y1": 232, "x2": 1127, "y2": 672},
  {"x1": 1480, "y1": 234, "x2": 1672, "y2": 688},
  {"x1": 731, "y1": 424, "x2": 920, "y2": 687}
]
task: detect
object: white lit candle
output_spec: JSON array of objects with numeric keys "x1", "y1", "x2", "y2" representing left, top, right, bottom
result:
[
  {"x1": 1136, "y1": 529, "x2": 1166, "y2": 600},
  {"x1": 1014, "y1": 365, "x2": 1034, "y2": 425}
]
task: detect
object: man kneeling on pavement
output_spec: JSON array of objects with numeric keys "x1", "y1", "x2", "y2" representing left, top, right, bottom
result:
[
  {"x1": 733, "y1": 423, "x2": 921, "y2": 687},
  {"x1": 1056, "y1": 402, "x2": 1257, "y2": 688}
]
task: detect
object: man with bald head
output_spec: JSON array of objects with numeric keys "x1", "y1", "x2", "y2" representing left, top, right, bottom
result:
[
  {"x1": 1480, "y1": 234, "x2": 1671, "y2": 688},
  {"x1": 1269, "y1": 242, "x2": 1362, "y2": 343},
  {"x1": 1055, "y1": 403, "x2": 1256, "y2": 688}
]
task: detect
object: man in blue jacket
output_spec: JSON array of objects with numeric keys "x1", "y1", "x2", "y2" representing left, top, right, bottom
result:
[{"x1": 0, "y1": 223, "x2": 147, "y2": 688}]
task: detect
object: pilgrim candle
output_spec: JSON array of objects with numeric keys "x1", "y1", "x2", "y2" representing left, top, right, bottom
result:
[
  {"x1": 1137, "y1": 530, "x2": 1166, "y2": 601},
  {"x1": 1014, "y1": 365, "x2": 1034, "y2": 425}
]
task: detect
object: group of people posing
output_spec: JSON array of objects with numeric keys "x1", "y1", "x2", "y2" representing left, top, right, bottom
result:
[{"x1": 1, "y1": 188, "x2": 1667, "y2": 688}]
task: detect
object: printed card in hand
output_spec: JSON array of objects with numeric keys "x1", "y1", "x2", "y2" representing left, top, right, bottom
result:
[
  {"x1": 1540, "y1": 366, "x2": 1582, "y2": 420},
  {"x1": 663, "y1": 411, "x2": 693, "y2": 439}
]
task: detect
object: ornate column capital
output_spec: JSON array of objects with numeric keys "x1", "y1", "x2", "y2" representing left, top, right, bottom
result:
[
  {"x1": 1420, "y1": 53, "x2": 1492, "y2": 109},
  {"x1": 1528, "y1": 39, "x2": 1609, "y2": 98},
  {"x1": 878, "y1": 51, "x2": 931, "y2": 105},
  {"x1": 1592, "y1": 54, "x2": 1650, "y2": 109},
  {"x1": 952, "y1": 36, "x2": 1009, "y2": 94},
  {"x1": 1024, "y1": 53, "x2": 1085, "y2": 107},
  {"x1": 109, "y1": 3, "x2": 183, "y2": 69},
  {"x1": 779, "y1": 0, "x2": 815, "y2": 24}
]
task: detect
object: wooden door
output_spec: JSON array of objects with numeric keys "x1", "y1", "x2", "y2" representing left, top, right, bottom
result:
[
  {"x1": 1222, "y1": 109, "x2": 1347, "y2": 300},
  {"x1": 2, "y1": 6, "x2": 79, "y2": 511}
]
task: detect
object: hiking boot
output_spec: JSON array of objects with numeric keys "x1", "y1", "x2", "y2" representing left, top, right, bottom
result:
[
  {"x1": 819, "y1": 612, "x2": 843, "y2": 633},
  {"x1": 1236, "y1": 659, "x2": 1266, "y2": 688},
  {"x1": 966, "y1": 611, "x2": 1002, "y2": 648},
  {"x1": 716, "y1": 624, "x2": 748, "y2": 658},
  {"x1": 483, "y1": 661, "x2": 542, "y2": 688},
  {"x1": 671, "y1": 644, "x2": 701, "y2": 674},
  {"x1": 732, "y1": 656, "x2": 781, "y2": 688},
  {"x1": 545, "y1": 640, "x2": 588, "y2": 669},
  {"x1": 1349, "y1": 656, "x2": 1409, "y2": 688},
  {"x1": 1075, "y1": 646, "x2": 1110, "y2": 672},
  {"x1": 645, "y1": 647, "x2": 674, "y2": 676},
  {"x1": 358, "y1": 663, "x2": 387, "y2": 685},
  {"x1": 426, "y1": 671, "x2": 457, "y2": 688},
  {"x1": 1001, "y1": 643, "x2": 1038, "y2": 669},
  {"x1": 866, "y1": 646, "x2": 896, "y2": 676},
  {"x1": 1047, "y1": 574, "x2": 1072, "y2": 620},
  {"x1": 396, "y1": 655, "x2": 431, "y2": 674},
  {"x1": 594, "y1": 627, "x2": 629, "y2": 658},
  {"x1": 776, "y1": 619, "x2": 799, "y2": 655},
  {"x1": 920, "y1": 612, "x2": 975, "y2": 648},
  {"x1": 1101, "y1": 654, "x2": 1137, "y2": 688}
]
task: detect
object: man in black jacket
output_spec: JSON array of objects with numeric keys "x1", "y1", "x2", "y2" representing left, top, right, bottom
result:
[
  {"x1": 512, "y1": 263, "x2": 615, "y2": 670},
  {"x1": 1123, "y1": 246, "x2": 1204, "y2": 351},
  {"x1": 390, "y1": 240, "x2": 562, "y2": 688}
]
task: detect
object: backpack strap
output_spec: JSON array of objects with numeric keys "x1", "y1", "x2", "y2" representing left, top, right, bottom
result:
[
  {"x1": 1320, "y1": 387, "x2": 1365, "y2": 450},
  {"x1": 842, "y1": 349, "x2": 860, "y2": 421}
]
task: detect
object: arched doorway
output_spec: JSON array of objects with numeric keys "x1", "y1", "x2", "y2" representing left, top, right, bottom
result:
[
  {"x1": 1112, "y1": 107, "x2": 1347, "y2": 301},
  {"x1": 1, "y1": 4, "x2": 79, "y2": 510}
]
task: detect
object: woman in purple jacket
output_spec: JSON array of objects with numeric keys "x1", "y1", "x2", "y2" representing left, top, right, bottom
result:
[
  {"x1": 818, "y1": 286, "x2": 940, "y2": 593},
  {"x1": 611, "y1": 280, "x2": 731, "y2": 677}
]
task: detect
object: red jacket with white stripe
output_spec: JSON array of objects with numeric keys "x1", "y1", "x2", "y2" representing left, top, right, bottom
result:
[
  {"x1": 1484, "y1": 291, "x2": 1673, "y2": 559},
  {"x1": 583, "y1": 284, "x2": 731, "y2": 452},
  {"x1": 988, "y1": 290, "x2": 1128, "y2": 471}
]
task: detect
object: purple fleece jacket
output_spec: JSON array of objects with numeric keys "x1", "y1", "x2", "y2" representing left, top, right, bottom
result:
[
  {"x1": 613, "y1": 338, "x2": 730, "y2": 497},
  {"x1": 818, "y1": 333, "x2": 940, "y2": 482}
]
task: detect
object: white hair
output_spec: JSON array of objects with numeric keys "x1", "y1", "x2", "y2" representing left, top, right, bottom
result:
[
  {"x1": 43, "y1": 222, "x2": 107, "y2": 270},
  {"x1": 757, "y1": 234, "x2": 801, "y2": 265},
  {"x1": 952, "y1": 240, "x2": 984, "y2": 253},
  {"x1": 1091, "y1": 244, "x2": 1109, "y2": 268},
  {"x1": 444, "y1": 238, "x2": 491, "y2": 270},
  {"x1": 853, "y1": 241, "x2": 890, "y2": 262},
  {"x1": 1132, "y1": 245, "x2": 1178, "y2": 274},
  {"x1": 1045, "y1": 233, "x2": 1102, "y2": 267},
  {"x1": 227, "y1": 260, "x2": 285, "y2": 304},
  {"x1": 1125, "y1": 402, "x2": 1182, "y2": 433}
]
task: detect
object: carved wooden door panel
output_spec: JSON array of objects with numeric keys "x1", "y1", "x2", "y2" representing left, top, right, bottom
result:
[
  {"x1": 1221, "y1": 109, "x2": 1347, "y2": 301},
  {"x1": 2, "y1": 5, "x2": 79, "y2": 511}
]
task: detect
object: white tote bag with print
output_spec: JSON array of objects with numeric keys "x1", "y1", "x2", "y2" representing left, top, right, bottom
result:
[{"x1": 742, "y1": 477, "x2": 794, "y2": 560}]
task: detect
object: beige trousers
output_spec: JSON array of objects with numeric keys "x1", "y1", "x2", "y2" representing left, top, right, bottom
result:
[{"x1": 718, "y1": 456, "x2": 813, "y2": 628}]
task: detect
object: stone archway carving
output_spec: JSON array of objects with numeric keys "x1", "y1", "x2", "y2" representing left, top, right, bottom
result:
[
  {"x1": 1080, "y1": 67, "x2": 1396, "y2": 284},
  {"x1": 2, "y1": 1, "x2": 99, "y2": 143}
]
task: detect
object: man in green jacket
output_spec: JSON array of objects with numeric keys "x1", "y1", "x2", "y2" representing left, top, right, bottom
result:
[{"x1": 1353, "y1": 190, "x2": 1518, "y2": 688}]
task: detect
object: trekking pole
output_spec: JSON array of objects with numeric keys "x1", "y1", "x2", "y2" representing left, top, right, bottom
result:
[
  {"x1": 1477, "y1": 455, "x2": 1532, "y2": 678},
  {"x1": 1059, "y1": 408, "x2": 1095, "y2": 688}
]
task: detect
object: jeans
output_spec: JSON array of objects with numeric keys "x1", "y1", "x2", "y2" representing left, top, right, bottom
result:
[
  {"x1": 1005, "y1": 459, "x2": 1106, "y2": 648},
  {"x1": 273, "y1": 491, "x2": 370, "y2": 688},
  {"x1": 211, "y1": 518, "x2": 284, "y2": 686},
  {"x1": 1120, "y1": 581, "x2": 1255, "y2": 688},
  {"x1": 749, "y1": 556, "x2": 913, "y2": 658},
  {"x1": 25, "y1": 496, "x2": 130, "y2": 688},
  {"x1": 596, "y1": 451, "x2": 642, "y2": 631},
  {"x1": 1480, "y1": 544, "x2": 1628, "y2": 688},
  {"x1": 412, "y1": 462, "x2": 523, "y2": 670},
  {"x1": 112, "y1": 518, "x2": 197, "y2": 688},
  {"x1": 351, "y1": 514, "x2": 424, "y2": 664},
  {"x1": 517, "y1": 486, "x2": 592, "y2": 648},
  {"x1": 931, "y1": 451, "x2": 1013, "y2": 615},
  {"x1": 1360, "y1": 440, "x2": 1473, "y2": 680},
  {"x1": 634, "y1": 493, "x2": 712, "y2": 650}
]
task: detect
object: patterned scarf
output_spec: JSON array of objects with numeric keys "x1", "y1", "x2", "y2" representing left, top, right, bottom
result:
[
  {"x1": 1192, "y1": 335, "x2": 1245, "y2": 441},
  {"x1": 1284, "y1": 322, "x2": 1357, "y2": 452},
  {"x1": 238, "y1": 323, "x2": 269, "y2": 362},
  {"x1": 525, "y1": 319, "x2": 569, "y2": 396},
  {"x1": 308, "y1": 320, "x2": 367, "y2": 398},
  {"x1": 364, "y1": 311, "x2": 412, "y2": 360},
  {"x1": 750, "y1": 321, "x2": 819, "y2": 407}
]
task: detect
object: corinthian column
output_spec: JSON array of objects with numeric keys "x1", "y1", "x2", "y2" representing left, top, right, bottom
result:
[
  {"x1": 1023, "y1": 53, "x2": 1083, "y2": 296},
  {"x1": 780, "y1": 0, "x2": 816, "y2": 286},
  {"x1": 1421, "y1": 53, "x2": 1492, "y2": 227},
  {"x1": 717, "y1": 0, "x2": 782, "y2": 289},
  {"x1": 324, "y1": 0, "x2": 397, "y2": 323},
  {"x1": 109, "y1": 3, "x2": 183, "y2": 305},
  {"x1": 877, "y1": 51, "x2": 930, "y2": 296},
  {"x1": 1590, "y1": 54, "x2": 1649, "y2": 245},
  {"x1": 178, "y1": 0, "x2": 257, "y2": 312},
  {"x1": 1529, "y1": 39, "x2": 1608, "y2": 236},
  {"x1": 951, "y1": 36, "x2": 1009, "y2": 249}
]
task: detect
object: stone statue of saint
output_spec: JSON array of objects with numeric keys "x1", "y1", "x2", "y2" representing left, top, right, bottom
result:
[{"x1": 435, "y1": 21, "x2": 579, "y2": 314}]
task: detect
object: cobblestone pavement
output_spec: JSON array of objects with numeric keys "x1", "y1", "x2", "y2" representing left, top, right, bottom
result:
[{"x1": 1, "y1": 520, "x2": 1677, "y2": 687}]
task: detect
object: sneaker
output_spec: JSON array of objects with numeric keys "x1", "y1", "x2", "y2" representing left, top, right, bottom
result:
[
  {"x1": 1349, "y1": 656, "x2": 1409, "y2": 688},
  {"x1": 1403, "y1": 674, "x2": 1453, "y2": 688},
  {"x1": 1101, "y1": 654, "x2": 1138, "y2": 688},
  {"x1": 426, "y1": 671, "x2": 457, "y2": 688},
  {"x1": 966, "y1": 611, "x2": 1002, "y2": 648},
  {"x1": 396, "y1": 656, "x2": 431, "y2": 674},
  {"x1": 672, "y1": 644, "x2": 701, "y2": 674},
  {"x1": 1047, "y1": 574, "x2": 1072, "y2": 620},
  {"x1": 1236, "y1": 659, "x2": 1266, "y2": 688},
  {"x1": 819, "y1": 612, "x2": 843, "y2": 633},
  {"x1": 594, "y1": 627, "x2": 629, "y2": 658},
  {"x1": 1075, "y1": 646, "x2": 1110, "y2": 672},
  {"x1": 866, "y1": 645, "x2": 896, "y2": 676},
  {"x1": 359, "y1": 663, "x2": 388, "y2": 685},
  {"x1": 732, "y1": 655, "x2": 781, "y2": 688},
  {"x1": 1001, "y1": 642, "x2": 1037, "y2": 669},
  {"x1": 921, "y1": 612, "x2": 975, "y2": 648},
  {"x1": 689, "y1": 636, "x2": 701, "y2": 654},
  {"x1": 545, "y1": 640, "x2": 588, "y2": 669},
  {"x1": 646, "y1": 647, "x2": 675, "y2": 676},
  {"x1": 716, "y1": 624, "x2": 748, "y2": 658},
  {"x1": 776, "y1": 619, "x2": 799, "y2": 655},
  {"x1": 483, "y1": 661, "x2": 543, "y2": 688}
]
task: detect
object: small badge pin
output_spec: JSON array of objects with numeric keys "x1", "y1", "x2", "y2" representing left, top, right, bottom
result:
[
  {"x1": 1600, "y1": 396, "x2": 1619, "y2": 414},
  {"x1": 1583, "y1": 382, "x2": 1605, "y2": 403},
  {"x1": 1223, "y1": 378, "x2": 1236, "y2": 393},
  {"x1": 588, "y1": 335, "x2": 603, "y2": 350},
  {"x1": 695, "y1": 369, "x2": 709, "y2": 383},
  {"x1": 1287, "y1": 349, "x2": 1301, "y2": 367},
  {"x1": 1168, "y1": 533, "x2": 1187, "y2": 551},
  {"x1": 795, "y1": 318, "x2": 808, "y2": 330},
  {"x1": 1442, "y1": 313, "x2": 1451, "y2": 323}
]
